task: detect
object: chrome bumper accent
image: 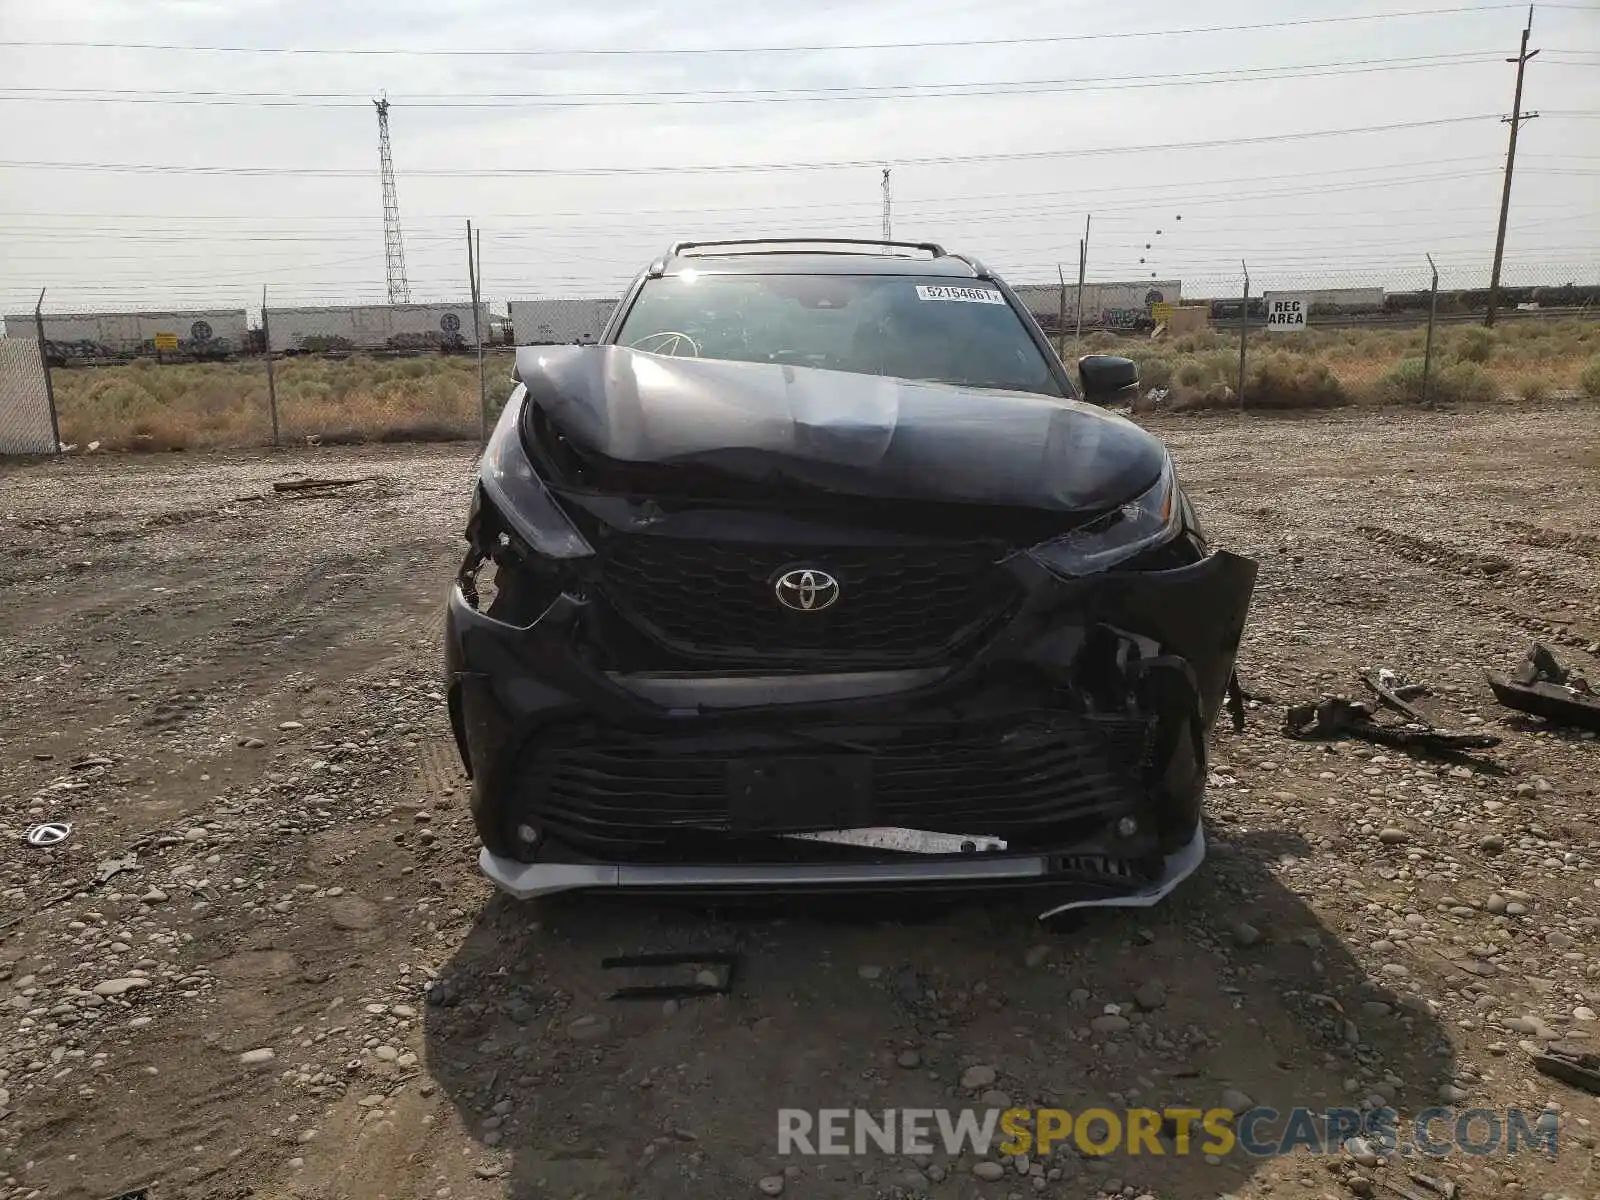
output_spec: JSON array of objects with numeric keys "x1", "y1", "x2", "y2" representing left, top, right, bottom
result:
[{"x1": 476, "y1": 826, "x2": 1205, "y2": 917}]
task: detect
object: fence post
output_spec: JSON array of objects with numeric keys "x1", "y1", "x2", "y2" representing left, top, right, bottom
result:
[
  {"x1": 32, "y1": 288, "x2": 62, "y2": 454},
  {"x1": 261, "y1": 285, "x2": 280, "y2": 446},
  {"x1": 1055, "y1": 263, "x2": 1066, "y2": 360},
  {"x1": 1421, "y1": 254, "x2": 1439, "y2": 408},
  {"x1": 1236, "y1": 261, "x2": 1250, "y2": 408},
  {"x1": 467, "y1": 221, "x2": 488, "y2": 443},
  {"x1": 1074, "y1": 223, "x2": 1088, "y2": 340}
]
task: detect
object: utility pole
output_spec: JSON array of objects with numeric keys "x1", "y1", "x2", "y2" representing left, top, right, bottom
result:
[
  {"x1": 881, "y1": 168, "x2": 892, "y2": 244},
  {"x1": 1485, "y1": 5, "x2": 1539, "y2": 327},
  {"x1": 375, "y1": 96, "x2": 412, "y2": 304},
  {"x1": 1074, "y1": 214, "x2": 1091, "y2": 340}
]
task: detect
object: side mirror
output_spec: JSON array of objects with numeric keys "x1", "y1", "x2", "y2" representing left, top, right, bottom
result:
[{"x1": 1078, "y1": 354, "x2": 1139, "y2": 404}]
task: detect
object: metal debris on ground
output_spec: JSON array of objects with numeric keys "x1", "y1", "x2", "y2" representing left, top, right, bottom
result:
[
  {"x1": 1532, "y1": 1043, "x2": 1600, "y2": 1096},
  {"x1": 24, "y1": 821, "x2": 72, "y2": 847},
  {"x1": 1283, "y1": 693, "x2": 1500, "y2": 758},
  {"x1": 601, "y1": 951, "x2": 740, "y2": 1001},
  {"x1": 1488, "y1": 642, "x2": 1600, "y2": 732}
]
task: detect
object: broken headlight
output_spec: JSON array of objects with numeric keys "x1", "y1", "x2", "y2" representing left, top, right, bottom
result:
[
  {"x1": 1028, "y1": 454, "x2": 1182, "y2": 577},
  {"x1": 479, "y1": 389, "x2": 593, "y2": 559}
]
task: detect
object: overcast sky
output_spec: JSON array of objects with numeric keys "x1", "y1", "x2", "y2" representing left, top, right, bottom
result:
[{"x1": 0, "y1": 0, "x2": 1595, "y2": 314}]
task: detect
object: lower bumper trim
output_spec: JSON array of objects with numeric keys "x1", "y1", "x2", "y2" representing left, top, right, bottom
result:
[{"x1": 476, "y1": 825, "x2": 1206, "y2": 919}]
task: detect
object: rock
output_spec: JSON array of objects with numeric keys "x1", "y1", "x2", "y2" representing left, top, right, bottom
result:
[
  {"x1": 1219, "y1": 1088, "x2": 1254, "y2": 1114},
  {"x1": 1505, "y1": 902, "x2": 1528, "y2": 917},
  {"x1": 972, "y1": 1161, "x2": 1005, "y2": 1181},
  {"x1": 694, "y1": 969, "x2": 720, "y2": 988},
  {"x1": 278, "y1": 720, "x2": 304, "y2": 731},
  {"x1": 93, "y1": 978, "x2": 151, "y2": 997},
  {"x1": 1343, "y1": 1136, "x2": 1379, "y2": 1168},
  {"x1": 897, "y1": 1049, "x2": 922, "y2": 1069},
  {"x1": 1090, "y1": 1014, "x2": 1131, "y2": 1035},
  {"x1": 239, "y1": 1047, "x2": 276, "y2": 1066},
  {"x1": 1132, "y1": 982, "x2": 1166, "y2": 1011},
  {"x1": 1023, "y1": 944, "x2": 1052, "y2": 968},
  {"x1": 328, "y1": 895, "x2": 379, "y2": 931},
  {"x1": 183, "y1": 827, "x2": 208, "y2": 841},
  {"x1": 1232, "y1": 922, "x2": 1263, "y2": 947},
  {"x1": 858, "y1": 965, "x2": 883, "y2": 981},
  {"x1": 758, "y1": 1176, "x2": 786, "y2": 1196},
  {"x1": 473, "y1": 1165, "x2": 502, "y2": 1180},
  {"x1": 961, "y1": 1064, "x2": 997, "y2": 1089},
  {"x1": 1487, "y1": 894, "x2": 1508, "y2": 915},
  {"x1": 1574, "y1": 1007, "x2": 1597, "y2": 1022},
  {"x1": 1378, "y1": 828, "x2": 1410, "y2": 845},
  {"x1": 568, "y1": 1014, "x2": 611, "y2": 1042},
  {"x1": 1479, "y1": 834, "x2": 1505, "y2": 854},
  {"x1": 241, "y1": 737, "x2": 267, "y2": 749},
  {"x1": 1438, "y1": 1083, "x2": 1471, "y2": 1103},
  {"x1": 141, "y1": 889, "x2": 168, "y2": 904}
]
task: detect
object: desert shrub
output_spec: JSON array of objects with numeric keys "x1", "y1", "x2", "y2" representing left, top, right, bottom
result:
[
  {"x1": 1081, "y1": 331, "x2": 1121, "y2": 352},
  {"x1": 1244, "y1": 352, "x2": 1347, "y2": 409},
  {"x1": 1375, "y1": 359, "x2": 1501, "y2": 406},
  {"x1": 1517, "y1": 376, "x2": 1554, "y2": 403},
  {"x1": 1580, "y1": 354, "x2": 1600, "y2": 397},
  {"x1": 1135, "y1": 357, "x2": 1174, "y2": 391},
  {"x1": 1455, "y1": 326, "x2": 1496, "y2": 363},
  {"x1": 1172, "y1": 351, "x2": 1237, "y2": 390},
  {"x1": 1173, "y1": 331, "x2": 1225, "y2": 354}
]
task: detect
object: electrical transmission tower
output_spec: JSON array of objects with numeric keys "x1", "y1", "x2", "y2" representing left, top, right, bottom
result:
[{"x1": 374, "y1": 97, "x2": 412, "y2": 304}]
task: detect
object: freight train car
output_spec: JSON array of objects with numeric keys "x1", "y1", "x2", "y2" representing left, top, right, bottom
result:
[
  {"x1": 1010, "y1": 281, "x2": 1181, "y2": 332},
  {"x1": 1, "y1": 309, "x2": 248, "y2": 365},
  {"x1": 508, "y1": 298, "x2": 620, "y2": 345},
  {"x1": 263, "y1": 304, "x2": 490, "y2": 354}
]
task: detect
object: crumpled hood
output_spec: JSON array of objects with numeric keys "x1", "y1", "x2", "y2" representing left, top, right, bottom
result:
[{"x1": 515, "y1": 345, "x2": 1166, "y2": 511}]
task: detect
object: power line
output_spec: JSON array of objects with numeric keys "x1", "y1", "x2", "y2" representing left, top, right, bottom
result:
[
  {"x1": 0, "y1": 54, "x2": 1511, "y2": 107},
  {"x1": 0, "y1": 7, "x2": 1537, "y2": 58},
  {"x1": 0, "y1": 114, "x2": 1516, "y2": 178}
]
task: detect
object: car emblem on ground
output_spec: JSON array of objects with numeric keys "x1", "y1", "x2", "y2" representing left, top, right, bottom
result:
[
  {"x1": 25, "y1": 821, "x2": 72, "y2": 847},
  {"x1": 774, "y1": 568, "x2": 840, "y2": 612}
]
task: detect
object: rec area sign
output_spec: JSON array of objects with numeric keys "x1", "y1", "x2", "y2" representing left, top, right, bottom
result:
[{"x1": 1263, "y1": 295, "x2": 1308, "y2": 332}]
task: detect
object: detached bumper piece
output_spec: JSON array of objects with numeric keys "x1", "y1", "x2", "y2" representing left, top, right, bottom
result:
[{"x1": 447, "y1": 549, "x2": 1256, "y2": 914}]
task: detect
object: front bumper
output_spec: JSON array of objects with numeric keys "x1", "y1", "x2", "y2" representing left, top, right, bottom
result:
[{"x1": 445, "y1": 550, "x2": 1256, "y2": 916}]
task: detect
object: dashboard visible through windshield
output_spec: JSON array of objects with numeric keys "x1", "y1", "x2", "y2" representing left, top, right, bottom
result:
[{"x1": 615, "y1": 272, "x2": 1064, "y2": 397}]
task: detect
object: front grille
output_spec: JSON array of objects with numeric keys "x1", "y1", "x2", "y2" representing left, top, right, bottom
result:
[
  {"x1": 595, "y1": 532, "x2": 1019, "y2": 665},
  {"x1": 514, "y1": 711, "x2": 1153, "y2": 855}
]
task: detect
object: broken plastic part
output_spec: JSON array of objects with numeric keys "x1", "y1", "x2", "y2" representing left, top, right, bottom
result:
[{"x1": 479, "y1": 390, "x2": 594, "y2": 560}]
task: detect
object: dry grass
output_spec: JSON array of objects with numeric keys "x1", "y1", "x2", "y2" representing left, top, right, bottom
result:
[
  {"x1": 51, "y1": 352, "x2": 518, "y2": 451},
  {"x1": 1063, "y1": 316, "x2": 1600, "y2": 409},
  {"x1": 42, "y1": 321, "x2": 1600, "y2": 452}
]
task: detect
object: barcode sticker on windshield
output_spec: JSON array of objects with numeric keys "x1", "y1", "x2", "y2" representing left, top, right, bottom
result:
[{"x1": 915, "y1": 285, "x2": 1006, "y2": 304}]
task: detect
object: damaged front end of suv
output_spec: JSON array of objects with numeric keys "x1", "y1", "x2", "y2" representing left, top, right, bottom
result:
[{"x1": 445, "y1": 342, "x2": 1256, "y2": 919}]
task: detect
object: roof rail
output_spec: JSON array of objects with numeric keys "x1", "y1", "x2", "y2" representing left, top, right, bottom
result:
[{"x1": 666, "y1": 237, "x2": 948, "y2": 258}]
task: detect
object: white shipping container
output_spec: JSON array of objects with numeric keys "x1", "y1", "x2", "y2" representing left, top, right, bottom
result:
[
  {"x1": 264, "y1": 304, "x2": 490, "y2": 353},
  {"x1": 1, "y1": 309, "x2": 247, "y2": 360},
  {"x1": 1010, "y1": 281, "x2": 1181, "y2": 330},
  {"x1": 509, "y1": 298, "x2": 620, "y2": 345}
]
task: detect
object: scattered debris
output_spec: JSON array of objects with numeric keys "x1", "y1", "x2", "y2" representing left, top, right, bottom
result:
[
  {"x1": 271, "y1": 476, "x2": 374, "y2": 493},
  {"x1": 1407, "y1": 1171, "x2": 1460, "y2": 1199},
  {"x1": 1488, "y1": 642, "x2": 1600, "y2": 732},
  {"x1": 601, "y1": 951, "x2": 740, "y2": 1001},
  {"x1": 1532, "y1": 1044, "x2": 1600, "y2": 1096},
  {"x1": 95, "y1": 853, "x2": 139, "y2": 884},
  {"x1": 24, "y1": 821, "x2": 72, "y2": 847},
  {"x1": 1283, "y1": 695, "x2": 1500, "y2": 757}
]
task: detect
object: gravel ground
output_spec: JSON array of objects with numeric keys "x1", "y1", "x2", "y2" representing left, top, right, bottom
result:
[{"x1": 0, "y1": 402, "x2": 1596, "y2": 1200}]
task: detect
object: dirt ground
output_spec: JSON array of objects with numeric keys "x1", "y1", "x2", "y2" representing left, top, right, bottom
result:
[{"x1": 1, "y1": 401, "x2": 1597, "y2": 1200}]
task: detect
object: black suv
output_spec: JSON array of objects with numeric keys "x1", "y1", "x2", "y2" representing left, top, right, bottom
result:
[{"x1": 446, "y1": 239, "x2": 1255, "y2": 917}]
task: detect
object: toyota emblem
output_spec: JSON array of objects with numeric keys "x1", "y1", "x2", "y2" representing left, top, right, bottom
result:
[{"x1": 774, "y1": 568, "x2": 840, "y2": 612}]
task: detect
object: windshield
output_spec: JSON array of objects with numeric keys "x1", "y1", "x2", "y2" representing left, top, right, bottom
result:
[{"x1": 614, "y1": 272, "x2": 1064, "y2": 397}]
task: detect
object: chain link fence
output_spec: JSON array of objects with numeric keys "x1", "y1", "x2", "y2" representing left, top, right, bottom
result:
[
  {"x1": 1022, "y1": 264, "x2": 1598, "y2": 412},
  {"x1": 3, "y1": 257, "x2": 1595, "y2": 455}
]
